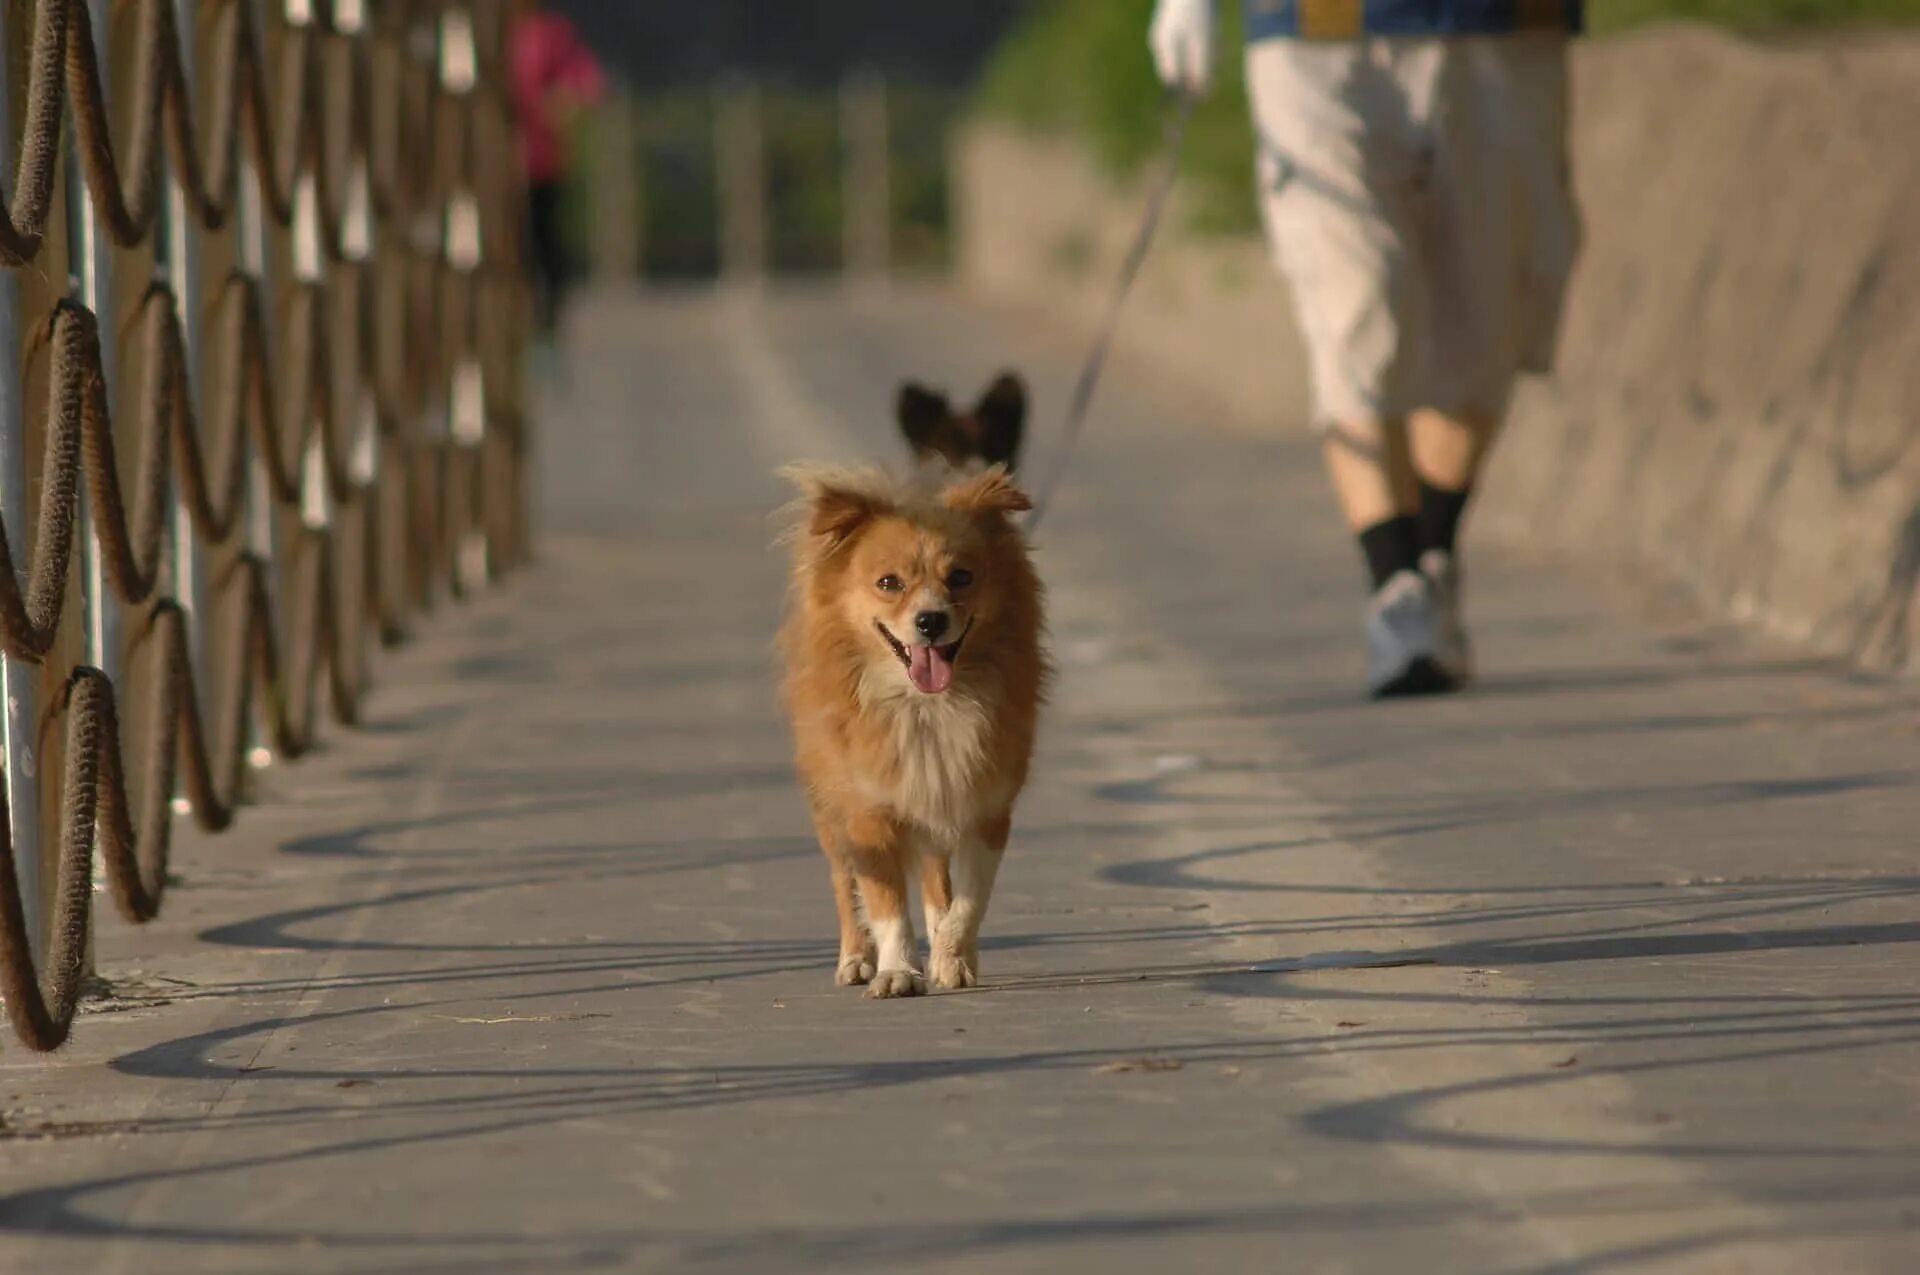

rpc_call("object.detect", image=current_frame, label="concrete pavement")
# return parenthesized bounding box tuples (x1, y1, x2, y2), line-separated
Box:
(0, 287, 1916, 1273)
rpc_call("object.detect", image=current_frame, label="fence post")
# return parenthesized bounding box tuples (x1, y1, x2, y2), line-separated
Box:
(291, 9, 331, 540)
(74, 1, 122, 679)
(336, 0, 380, 532)
(235, 0, 280, 782)
(0, 0, 43, 962)
(715, 75, 767, 288)
(592, 94, 641, 284)
(74, 0, 122, 713)
(165, 0, 210, 819)
(840, 69, 891, 290)
(71, 0, 125, 981)
(441, 4, 491, 594)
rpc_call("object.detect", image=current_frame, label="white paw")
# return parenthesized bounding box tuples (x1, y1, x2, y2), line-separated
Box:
(928, 945, 977, 990)
(865, 968, 927, 999)
(835, 952, 876, 987)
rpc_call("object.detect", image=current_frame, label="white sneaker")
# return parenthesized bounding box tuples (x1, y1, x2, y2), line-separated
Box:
(1366, 569, 1457, 699)
(1420, 548, 1474, 686)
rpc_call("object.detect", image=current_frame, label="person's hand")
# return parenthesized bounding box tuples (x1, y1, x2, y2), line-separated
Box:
(1148, 0, 1215, 99)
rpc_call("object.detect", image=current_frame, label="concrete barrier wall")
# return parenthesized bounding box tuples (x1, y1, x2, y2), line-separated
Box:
(956, 25, 1920, 670)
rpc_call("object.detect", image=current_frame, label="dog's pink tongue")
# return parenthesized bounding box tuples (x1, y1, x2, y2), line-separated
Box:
(908, 644, 955, 694)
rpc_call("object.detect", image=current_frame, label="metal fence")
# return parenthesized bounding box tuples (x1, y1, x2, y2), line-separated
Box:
(0, 0, 531, 1051)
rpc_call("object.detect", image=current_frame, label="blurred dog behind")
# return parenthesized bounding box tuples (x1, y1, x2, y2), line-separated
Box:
(896, 372, 1027, 473)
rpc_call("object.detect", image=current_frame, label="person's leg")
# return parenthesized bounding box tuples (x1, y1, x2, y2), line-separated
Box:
(1408, 408, 1494, 685)
(1406, 33, 1579, 681)
(1248, 36, 1451, 696)
(1410, 404, 1493, 554)
(527, 180, 565, 339)
(541, 181, 574, 331)
(1324, 417, 1421, 588)
(1405, 33, 1566, 533)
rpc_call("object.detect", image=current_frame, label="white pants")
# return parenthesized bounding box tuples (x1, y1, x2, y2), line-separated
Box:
(1247, 34, 1580, 430)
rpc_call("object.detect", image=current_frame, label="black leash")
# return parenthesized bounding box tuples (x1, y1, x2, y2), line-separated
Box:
(1025, 91, 1196, 534)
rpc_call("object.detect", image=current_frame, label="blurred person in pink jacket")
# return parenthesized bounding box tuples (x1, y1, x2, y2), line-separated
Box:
(509, 2, 607, 341)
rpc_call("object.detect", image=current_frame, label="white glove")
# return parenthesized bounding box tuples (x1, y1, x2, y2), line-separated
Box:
(1149, 0, 1216, 99)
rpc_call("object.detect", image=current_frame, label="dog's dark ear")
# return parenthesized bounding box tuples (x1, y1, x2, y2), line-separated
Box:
(896, 382, 950, 449)
(973, 372, 1026, 469)
(783, 466, 894, 551)
(943, 465, 1032, 518)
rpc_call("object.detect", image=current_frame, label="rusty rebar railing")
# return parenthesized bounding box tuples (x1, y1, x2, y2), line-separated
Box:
(0, 0, 531, 1051)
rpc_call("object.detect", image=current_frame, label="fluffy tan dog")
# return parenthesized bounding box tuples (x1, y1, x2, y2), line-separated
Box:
(778, 464, 1047, 997)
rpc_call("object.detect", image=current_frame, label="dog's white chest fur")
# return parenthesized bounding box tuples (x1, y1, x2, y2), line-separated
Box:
(856, 674, 999, 838)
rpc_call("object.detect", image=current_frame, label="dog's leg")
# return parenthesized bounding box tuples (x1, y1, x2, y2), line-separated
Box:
(813, 806, 874, 986)
(830, 859, 875, 986)
(846, 808, 925, 999)
(930, 813, 1010, 990)
(919, 850, 952, 964)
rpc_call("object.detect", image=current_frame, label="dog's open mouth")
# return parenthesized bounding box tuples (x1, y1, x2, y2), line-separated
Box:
(876, 619, 972, 695)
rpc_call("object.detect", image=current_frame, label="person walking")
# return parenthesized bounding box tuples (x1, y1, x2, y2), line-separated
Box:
(1149, 0, 1583, 697)
(508, 1, 607, 345)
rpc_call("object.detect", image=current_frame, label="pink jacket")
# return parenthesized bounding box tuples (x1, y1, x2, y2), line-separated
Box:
(508, 11, 607, 184)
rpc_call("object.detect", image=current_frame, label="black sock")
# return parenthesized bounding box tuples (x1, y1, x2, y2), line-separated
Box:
(1357, 515, 1423, 591)
(1418, 481, 1471, 556)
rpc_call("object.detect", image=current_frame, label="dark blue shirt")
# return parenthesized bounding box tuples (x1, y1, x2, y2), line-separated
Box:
(1245, 0, 1585, 40)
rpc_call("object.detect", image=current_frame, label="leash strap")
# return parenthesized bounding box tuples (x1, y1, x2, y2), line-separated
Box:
(1025, 90, 1196, 535)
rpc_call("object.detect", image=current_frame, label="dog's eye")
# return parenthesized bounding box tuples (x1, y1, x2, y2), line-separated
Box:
(876, 574, 904, 594)
(947, 568, 974, 590)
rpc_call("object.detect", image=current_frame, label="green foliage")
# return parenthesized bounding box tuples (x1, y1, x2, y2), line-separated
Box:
(634, 93, 721, 278)
(763, 90, 846, 274)
(889, 84, 963, 274)
(974, 0, 1258, 235)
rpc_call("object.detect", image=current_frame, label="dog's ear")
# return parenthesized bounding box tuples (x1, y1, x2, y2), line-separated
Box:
(973, 372, 1026, 469)
(808, 485, 891, 548)
(783, 466, 894, 551)
(896, 382, 950, 449)
(943, 465, 1032, 518)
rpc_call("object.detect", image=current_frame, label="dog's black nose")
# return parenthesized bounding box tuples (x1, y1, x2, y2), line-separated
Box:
(914, 611, 950, 641)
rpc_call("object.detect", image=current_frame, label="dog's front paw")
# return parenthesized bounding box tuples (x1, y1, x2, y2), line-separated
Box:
(835, 952, 876, 987)
(928, 945, 977, 990)
(865, 968, 927, 999)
